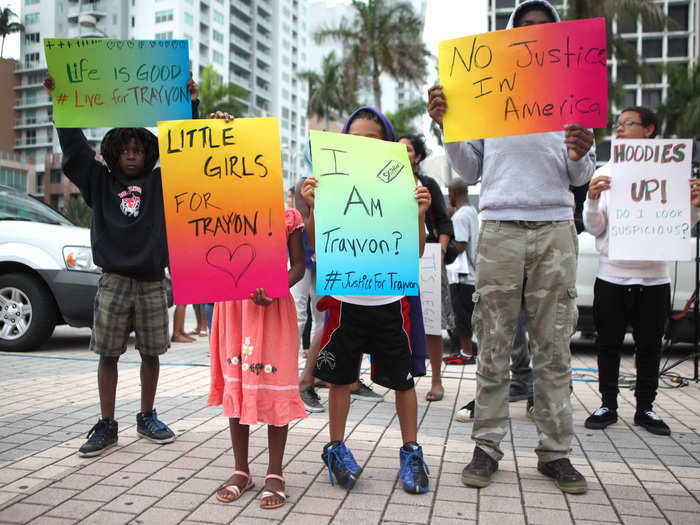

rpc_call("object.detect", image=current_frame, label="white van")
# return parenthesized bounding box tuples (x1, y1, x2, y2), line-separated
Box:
(0, 185, 100, 352)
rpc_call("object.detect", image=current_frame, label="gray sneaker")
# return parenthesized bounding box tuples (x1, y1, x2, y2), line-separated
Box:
(350, 379, 383, 402)
(300, 386, 325, 413)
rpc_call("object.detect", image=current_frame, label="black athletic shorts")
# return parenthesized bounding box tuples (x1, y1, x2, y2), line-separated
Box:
(449, 283, 475, 339)
(313, 296, 415, 391)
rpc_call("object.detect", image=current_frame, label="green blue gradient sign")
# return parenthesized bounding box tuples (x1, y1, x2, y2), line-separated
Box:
(310, 130, 419, 296)
(44, 38, 191, 127)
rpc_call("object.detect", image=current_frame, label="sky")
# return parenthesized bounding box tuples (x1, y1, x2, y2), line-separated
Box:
(3, 0, 21, 60)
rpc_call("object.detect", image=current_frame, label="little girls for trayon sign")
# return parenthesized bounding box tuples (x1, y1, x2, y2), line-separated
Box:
(608, 138, 693, 261)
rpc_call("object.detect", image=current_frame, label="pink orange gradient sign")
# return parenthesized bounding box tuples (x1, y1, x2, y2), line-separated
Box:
(157, 118, 288, 304)
(438, 18, 607, 142)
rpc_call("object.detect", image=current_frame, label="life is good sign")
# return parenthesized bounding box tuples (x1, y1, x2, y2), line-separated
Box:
(438, 18, 607, 142)
(608, 138, 693, 261)
(158, 118, 288, 304)
(44, 38, 191, 127)
(310, 130, 419, 296)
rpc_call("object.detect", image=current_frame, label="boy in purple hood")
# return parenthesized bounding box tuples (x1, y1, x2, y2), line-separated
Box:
(301, 107, 433, 494)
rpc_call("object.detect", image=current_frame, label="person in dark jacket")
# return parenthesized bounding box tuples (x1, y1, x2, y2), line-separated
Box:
(44, 72, 209, 458)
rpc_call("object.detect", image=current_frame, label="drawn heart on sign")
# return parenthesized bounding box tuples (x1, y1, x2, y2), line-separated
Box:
(116, 41, 124, 50)
(205, 243, 256, 287)
(150, 41, 157, 48)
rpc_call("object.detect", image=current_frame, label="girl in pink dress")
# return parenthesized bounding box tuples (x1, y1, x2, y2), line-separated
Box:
(208, 207, 307, 510)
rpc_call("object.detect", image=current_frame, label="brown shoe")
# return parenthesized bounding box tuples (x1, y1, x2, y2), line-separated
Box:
(461, 447, 498, 488)
(537, 458, 587, 494)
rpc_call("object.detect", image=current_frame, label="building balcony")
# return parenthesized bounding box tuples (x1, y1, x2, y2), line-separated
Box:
(230, 72, 251, 90)
(14, 96, 53, 109)
(256, 68, 271, 82)
(232, 2, 252, 17)
(231, 35, 252, 52)
(67, 2, 107, 21)
(15, 137, 53, 149)
(14, 119, 53, 130)
(257, 31, 272, 48)
(14, 80, 44, 91)
(230, 11, 251, 30)
(14, 63, 47, 74)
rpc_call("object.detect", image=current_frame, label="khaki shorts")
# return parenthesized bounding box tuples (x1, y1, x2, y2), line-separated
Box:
(90, 273, 170, 357)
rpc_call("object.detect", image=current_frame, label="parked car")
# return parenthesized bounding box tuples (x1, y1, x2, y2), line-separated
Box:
(575, 230, 698, 338)
(0, 185, 100, 352)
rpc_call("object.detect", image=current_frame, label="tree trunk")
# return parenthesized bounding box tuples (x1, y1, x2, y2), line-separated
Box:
(1, 36, 5, 59)
(373, 71, 382, 111)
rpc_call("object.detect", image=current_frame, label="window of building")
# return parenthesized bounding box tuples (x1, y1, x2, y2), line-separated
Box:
(641, 88, 661, 109)
(618, 65, 636, 84)
(282, 119, 289, 129)
(282, 55, 290, 65)
(282, 107, 290, 119)
(25, 0, 41, 5)
(184, 33, 193, 47)
(495, 14, 509, 30)
(155, 32, 173, 40)
(50, 168, 62, 184)
(24, 52, 40, 68)
(26, 130, 36, 145)
(25, 109, 36, 124)
(645, 63, 662, 83)
(642, 38, 662, 58)
(623, 89, 637, 107)
(131, 16, 135, 27)
(185, 0, 194, 4)
(495, 0, 515, 7)
(282, 89, 290, 100)
(282, 72, 289, 82)
(24, 32, 40, 45)
(155, 9, 173, 23)
(213, 30, 224, 43)
(668, 4, 689, 32)
(617, 16, 636, 34)
(213, 50, 223, 64)
(213, 10, 224, 24)
(668, 37, 688, 57)
(184, 12, 193, 26)
(24, 12, 39, 25)
(112, 14, 117, 24)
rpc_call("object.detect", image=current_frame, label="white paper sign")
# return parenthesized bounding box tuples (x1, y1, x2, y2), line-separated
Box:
(609, 138, 693, 261)
(419, 243, 442, 336)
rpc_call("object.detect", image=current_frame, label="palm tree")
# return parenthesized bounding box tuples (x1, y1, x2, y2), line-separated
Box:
(0, 7, 24, 58)
(63, 195, 92, 228)
(314, 0, 430, 112)
(563, 0, 670, 133)
(197, 64, 247, 117)
(657, 62, 700, 139)
(297, 51, 357, 130)
(385, 99, 426, 137)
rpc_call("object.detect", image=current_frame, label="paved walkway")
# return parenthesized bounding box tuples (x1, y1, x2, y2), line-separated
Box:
(1, 327, 699, 524)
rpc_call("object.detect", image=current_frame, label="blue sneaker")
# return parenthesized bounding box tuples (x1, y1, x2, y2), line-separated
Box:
(321, 440, 361, 489)
(136, 409, 175, 444)
(399, 442, 430, 494)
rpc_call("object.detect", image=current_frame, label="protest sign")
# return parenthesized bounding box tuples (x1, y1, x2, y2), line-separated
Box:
(44, 38, 191, 127)
(158, 118, 288, 304)
(310, 130, 419, 296)
(608, 138, 693, 261)
(438, 18, 607, 142)
(419, 243, 442, 335)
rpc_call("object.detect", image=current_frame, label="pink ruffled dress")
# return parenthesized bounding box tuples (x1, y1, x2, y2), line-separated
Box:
(208, 208, 307, 426)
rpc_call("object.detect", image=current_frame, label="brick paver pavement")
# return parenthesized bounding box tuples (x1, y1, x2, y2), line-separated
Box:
(1, 325, 699, 524)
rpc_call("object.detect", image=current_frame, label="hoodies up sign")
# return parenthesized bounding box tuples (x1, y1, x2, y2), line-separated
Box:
(608, 139, 693, 261)
(44, 38, 191, 127)
(438, 18, 607, 142)
(310, 130, 419, 296)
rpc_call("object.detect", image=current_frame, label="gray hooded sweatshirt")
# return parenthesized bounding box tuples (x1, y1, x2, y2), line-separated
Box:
(444, 0, 596, 221)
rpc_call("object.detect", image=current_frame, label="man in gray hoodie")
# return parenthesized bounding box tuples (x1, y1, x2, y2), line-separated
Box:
(428, 0, 595, 494)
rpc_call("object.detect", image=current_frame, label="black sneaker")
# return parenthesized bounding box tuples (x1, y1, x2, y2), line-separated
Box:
(455, 400, 475, 422)
(322, 440, 362, 489)
(78, 418, 118, 457)
(399, 442, 430, 494)
(584, 407, 618, 430)
(461, 447, 498, 488)
(136, 409, 176, 444)
(537, 458, 587, 494)
(634, 410, 671, 436)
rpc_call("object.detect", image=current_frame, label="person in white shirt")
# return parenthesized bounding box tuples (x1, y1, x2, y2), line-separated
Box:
(583, 105, 700, 435)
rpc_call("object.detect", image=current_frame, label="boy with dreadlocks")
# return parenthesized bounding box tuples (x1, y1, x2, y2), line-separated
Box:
(44, 73, 201, 457)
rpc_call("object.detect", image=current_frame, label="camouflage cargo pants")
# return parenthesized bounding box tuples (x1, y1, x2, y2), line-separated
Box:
(471, 220, 578, 463)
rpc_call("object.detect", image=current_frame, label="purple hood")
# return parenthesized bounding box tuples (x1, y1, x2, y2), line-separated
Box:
(341, 106, 396, 142)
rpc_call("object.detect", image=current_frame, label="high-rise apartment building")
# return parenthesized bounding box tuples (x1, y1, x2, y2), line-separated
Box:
(487, 0, 699, 160)
(15, 0, 309, 193)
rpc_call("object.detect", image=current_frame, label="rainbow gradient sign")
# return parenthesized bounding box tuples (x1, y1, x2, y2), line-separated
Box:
(438, 18, 607, 142)
(44, 38, 191, 128)
(310, 130, 419, 296)
(158, 118, 288, 304)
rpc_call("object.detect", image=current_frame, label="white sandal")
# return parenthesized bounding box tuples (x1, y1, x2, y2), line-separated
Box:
(260, 473, 286, 509)
(216, 470, 254, 503)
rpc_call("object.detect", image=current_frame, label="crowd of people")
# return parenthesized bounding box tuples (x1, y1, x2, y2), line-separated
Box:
(44, 0, 700, 513)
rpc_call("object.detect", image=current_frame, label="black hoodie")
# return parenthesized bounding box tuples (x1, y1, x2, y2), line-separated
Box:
(56, 100, 199, 281)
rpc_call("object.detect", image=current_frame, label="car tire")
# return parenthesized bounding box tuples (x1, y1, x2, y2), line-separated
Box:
(0, 273, 58, 352)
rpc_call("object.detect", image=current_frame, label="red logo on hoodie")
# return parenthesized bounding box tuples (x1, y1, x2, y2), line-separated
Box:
(118, 185, 143, 217)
